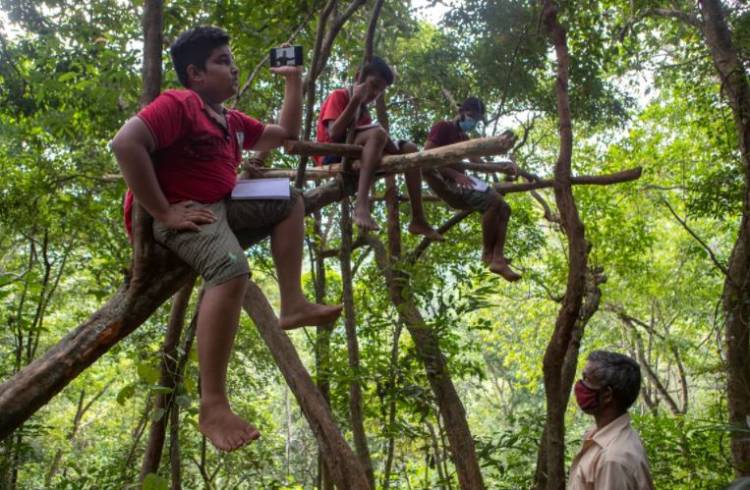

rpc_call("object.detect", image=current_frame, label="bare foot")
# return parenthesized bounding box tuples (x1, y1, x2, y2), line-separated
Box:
(199, 401, 260, 452)
(489, 259, 521, 282)
(280, 301, 343, 330)
(353, 207, 380, 231)
(408, 222, 444, 241)
(481, 251, 492, 265)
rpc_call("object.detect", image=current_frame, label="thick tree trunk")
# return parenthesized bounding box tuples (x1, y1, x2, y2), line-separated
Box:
(536, 2, 589, 489)
(140, 279, 195, 481)
(697, 0, 750, 475)
(241, 280, 371, 489)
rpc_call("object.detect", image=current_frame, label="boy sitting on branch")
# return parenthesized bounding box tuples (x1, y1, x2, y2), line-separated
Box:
(315, 56, 442, 239)
(111, 26, 342, 452)
(422, 97, 521, 282)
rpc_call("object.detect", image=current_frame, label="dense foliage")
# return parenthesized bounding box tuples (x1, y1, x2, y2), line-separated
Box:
(1, 0, 747, 487)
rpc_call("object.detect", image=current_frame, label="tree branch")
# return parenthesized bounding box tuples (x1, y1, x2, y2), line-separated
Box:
(661, 198, 728, 275)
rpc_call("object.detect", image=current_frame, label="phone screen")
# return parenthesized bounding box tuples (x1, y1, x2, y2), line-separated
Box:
(270, 46, 303, 67)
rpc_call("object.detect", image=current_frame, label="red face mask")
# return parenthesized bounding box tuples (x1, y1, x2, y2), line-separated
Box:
(574, 380, 601, 411)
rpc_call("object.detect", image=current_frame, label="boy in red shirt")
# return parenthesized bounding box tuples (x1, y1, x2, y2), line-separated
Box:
(316, 57, 442, 238)
(112, 27, 342, 452)
(423, 97, 521, 281)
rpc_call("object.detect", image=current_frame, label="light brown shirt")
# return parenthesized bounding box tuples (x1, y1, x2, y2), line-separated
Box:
(568, 413, 655, 490)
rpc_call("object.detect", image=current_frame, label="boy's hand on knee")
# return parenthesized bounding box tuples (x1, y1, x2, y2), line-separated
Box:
(157, 201, 216, 232)
(452, 173, 474, 189)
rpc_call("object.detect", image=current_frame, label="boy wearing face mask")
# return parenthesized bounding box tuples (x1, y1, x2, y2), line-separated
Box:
(422, 97, 520, 281)
(315, 56, 442, 239)
(570, 350, 655, 490)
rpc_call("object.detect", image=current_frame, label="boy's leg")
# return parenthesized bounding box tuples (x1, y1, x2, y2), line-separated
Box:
(269, 198, 343, 330)
(352, 126, 388, 230)
(484, 197, 520, 281)
(198, 276, 260, 451)
(396, 141, 443, 240)
(153, 202, 261, 452)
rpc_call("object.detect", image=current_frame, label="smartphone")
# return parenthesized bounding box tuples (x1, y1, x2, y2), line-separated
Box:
(269, 46, 303, 67)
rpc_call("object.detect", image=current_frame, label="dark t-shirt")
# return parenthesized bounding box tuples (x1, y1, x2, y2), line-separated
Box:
(427, 120, 468, 148)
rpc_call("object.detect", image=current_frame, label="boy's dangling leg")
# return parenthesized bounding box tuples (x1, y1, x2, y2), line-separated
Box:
(272, 198, 343, 330)
(352, 126, 388, 231)
(400, 142, 444, 241)
(198, 275, 260, 451)
(486, 198, 521, 282)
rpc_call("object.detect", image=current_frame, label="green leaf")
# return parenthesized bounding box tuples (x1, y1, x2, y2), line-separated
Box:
(150, 386, 173, 395)
(175, 395, 191, 408)
(116, 384, 135, 405)
(57, 72, 77, 82)
(137, 363, 161, 384)
(142, 473, 168, 490)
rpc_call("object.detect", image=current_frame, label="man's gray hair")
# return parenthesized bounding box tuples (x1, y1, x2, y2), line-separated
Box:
(588, 350, 642, 411)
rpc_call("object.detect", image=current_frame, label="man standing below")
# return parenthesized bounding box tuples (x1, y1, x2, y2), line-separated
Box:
(569, 350, 655, 489)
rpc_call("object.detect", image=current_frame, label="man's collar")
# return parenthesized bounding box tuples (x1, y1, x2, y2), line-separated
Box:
(589, 413, 631, 448)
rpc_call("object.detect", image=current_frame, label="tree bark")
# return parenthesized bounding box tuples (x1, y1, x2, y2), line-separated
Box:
(312, 212, 335, 490)
(368, 233, 485, 489)
(697, 0, 750, 475)
(340, 198, 376, 487)
(242, 280, 371, 489)
(535, 2, 589, 489)
(535, 270, 604, 487)
(140, 279, 195, 481)
(140, 0, 162, 106)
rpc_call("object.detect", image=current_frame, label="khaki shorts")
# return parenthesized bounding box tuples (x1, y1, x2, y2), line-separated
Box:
(153, 190, 299, 288)
(423, 169, 495, 212)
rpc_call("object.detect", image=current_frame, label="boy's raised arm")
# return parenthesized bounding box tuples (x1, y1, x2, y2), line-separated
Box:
(327, 83, 367, 142)
(253, 65, 303, 151)
(111, 118, 215, 230)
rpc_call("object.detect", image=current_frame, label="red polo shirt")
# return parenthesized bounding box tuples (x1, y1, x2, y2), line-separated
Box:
(123, 89, 265, 235)
(428, 120, 468, 147)
(314, 88, 372, 165)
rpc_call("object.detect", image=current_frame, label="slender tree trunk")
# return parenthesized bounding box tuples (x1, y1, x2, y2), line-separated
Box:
(340, 197, 376, 487)
(140, 0, 162, 106)
(535, 2, 589, 489)
(313, 213, 335, 490)
(535, 270, 603, 487)
(382, 321, 404, 490)
(370, 234, 485, 488)
(140, 279, 195, 481)
(169, 399, 181, 490)
(697, 0, 750, 475)
(242, 280, 371, 489)
(122, 396, 152, 480)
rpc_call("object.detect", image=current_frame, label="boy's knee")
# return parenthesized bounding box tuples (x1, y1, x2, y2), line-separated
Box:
(400, 141, 418, 154)
(204, 256, 250, 289)
(370, 126, 388, 144)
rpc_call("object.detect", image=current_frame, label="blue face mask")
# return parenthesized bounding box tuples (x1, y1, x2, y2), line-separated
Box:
(459, 116, 477, 133)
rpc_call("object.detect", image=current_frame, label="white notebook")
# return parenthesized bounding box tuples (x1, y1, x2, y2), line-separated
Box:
(232, 178, 291, 200)
(469, 176, 489, 192)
